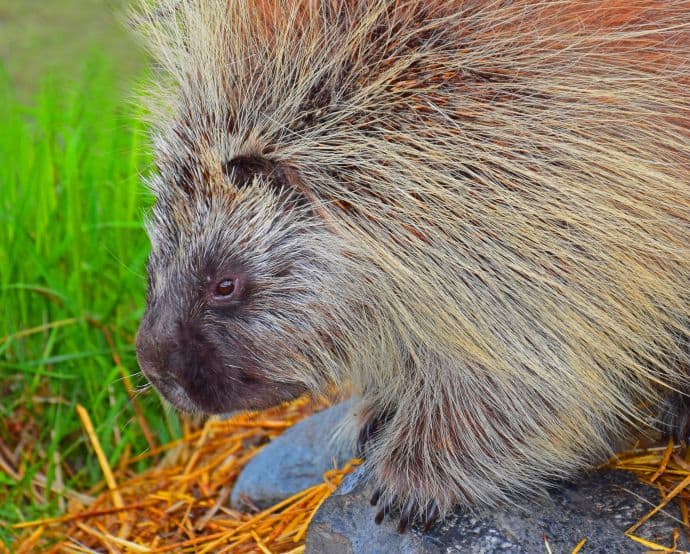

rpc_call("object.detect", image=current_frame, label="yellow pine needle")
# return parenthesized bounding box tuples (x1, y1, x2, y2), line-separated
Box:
(570, 538, 586, 554)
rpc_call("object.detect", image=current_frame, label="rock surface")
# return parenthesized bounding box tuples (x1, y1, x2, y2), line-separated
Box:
(306, 466, 686, 553)
(231, 401, 354, 510)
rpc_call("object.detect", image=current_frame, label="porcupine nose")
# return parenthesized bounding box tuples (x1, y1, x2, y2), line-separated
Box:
(135, 315, 167, 382)
(135, 308, 180, 383)
(136, 309, 214, 389)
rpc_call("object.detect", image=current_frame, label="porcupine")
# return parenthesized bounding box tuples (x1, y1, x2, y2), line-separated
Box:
(133, 0, 690, 532)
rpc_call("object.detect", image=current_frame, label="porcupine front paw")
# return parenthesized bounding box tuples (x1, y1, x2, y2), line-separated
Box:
(369, 486, 440, 533)
(356, 404, 452, 532)
(356, 410, 440, 532)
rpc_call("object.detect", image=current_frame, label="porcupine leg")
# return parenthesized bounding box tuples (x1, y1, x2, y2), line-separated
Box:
(364, 414, 447, 533)
(354, 401, 438, 533)
(360, 369, 551, 533)
(358, 428, 440, 532)
(357, 388, 464, 534)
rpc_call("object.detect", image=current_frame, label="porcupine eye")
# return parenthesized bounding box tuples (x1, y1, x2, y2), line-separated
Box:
(215, 279, 236, 298)
(207, 274, 247, 309)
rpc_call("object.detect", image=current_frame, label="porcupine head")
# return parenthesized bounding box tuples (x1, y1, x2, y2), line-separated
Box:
(134, 0, 690, 530)
(133, 0, 381, 469)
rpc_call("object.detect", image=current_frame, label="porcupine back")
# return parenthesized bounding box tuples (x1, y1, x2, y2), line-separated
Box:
(134, 0, 690, 511)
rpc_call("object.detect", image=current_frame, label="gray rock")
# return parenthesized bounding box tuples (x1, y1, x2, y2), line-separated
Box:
(306, 465, 688, 554)
(231, 400, 354, 510)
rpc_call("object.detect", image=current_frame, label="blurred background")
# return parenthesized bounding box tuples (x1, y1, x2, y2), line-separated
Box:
(0, 1, 181, 544)
(0, 0, 141, 96)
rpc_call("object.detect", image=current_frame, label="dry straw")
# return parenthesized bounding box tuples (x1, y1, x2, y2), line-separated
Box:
(11, 396, 360, 553)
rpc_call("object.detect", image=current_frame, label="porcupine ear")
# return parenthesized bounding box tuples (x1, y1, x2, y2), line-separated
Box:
(222, 155, 312, 210)
(222, 155, 283, 190)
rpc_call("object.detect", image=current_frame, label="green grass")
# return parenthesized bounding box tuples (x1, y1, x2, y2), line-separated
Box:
(0, 59, 179, 545)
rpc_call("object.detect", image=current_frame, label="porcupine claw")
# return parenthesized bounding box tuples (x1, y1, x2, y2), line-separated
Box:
(397, 500, 416, 533)
(659, 392, 690, 444)
(422, 500, 440, 532)
(356, 418, 377, 457)
(370, 488, 440, 533)
(374, 498, 392, 525)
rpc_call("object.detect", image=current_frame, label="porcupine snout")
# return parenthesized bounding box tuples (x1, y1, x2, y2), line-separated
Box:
(135, 303, 205, 413)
